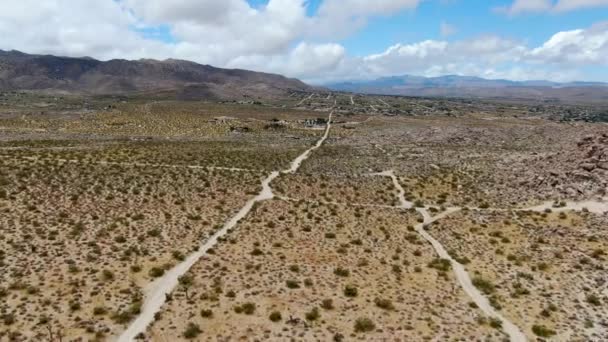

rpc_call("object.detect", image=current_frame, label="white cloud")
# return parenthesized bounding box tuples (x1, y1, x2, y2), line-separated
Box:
(358, 36, 528, 78)
(0, 0, 606, 83)
(0, 0, 168, 60)
(318, 22, 608, 83)
(498, 0, 608, 14)
(554, 0, 608, 11)
(496, 0, 552, 15)
(310, 0, 421, 38)
(226, 42, 346, 79)
(528, 22, 608, 64)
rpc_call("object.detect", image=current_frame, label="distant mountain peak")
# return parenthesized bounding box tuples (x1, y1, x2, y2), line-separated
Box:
(327, 74, 608, 104)
(0, 50, 311, 99)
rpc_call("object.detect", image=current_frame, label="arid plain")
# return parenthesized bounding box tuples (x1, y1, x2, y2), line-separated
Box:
(1, 91, 607, 341)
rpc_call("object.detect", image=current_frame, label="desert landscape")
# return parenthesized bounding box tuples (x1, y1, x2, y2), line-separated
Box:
(0, 87, 607, 342)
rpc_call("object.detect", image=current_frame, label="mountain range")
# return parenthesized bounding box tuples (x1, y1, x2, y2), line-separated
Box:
(2, 50, 608, 104)
(0, 50, 311, 100)
(328, 75, 608, 104)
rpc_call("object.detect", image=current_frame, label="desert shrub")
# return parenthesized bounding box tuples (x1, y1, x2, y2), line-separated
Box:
(344, 285, 358, 297)
(489, 318, 502, 329)
(69, 301, 81, 311)
(2, 313, 15, 326)
(183, 323, 202, 339)
(586, 294, 601, 306)
(321, 298, 334, 310)
(112, 310, 135, 324)
(472, 277, 495, 294)
(374, 298, 394, 310)
(234, 302, 256, 315)
(269, 311, 282, 322)
(305, 307, 320, 321)
(93, 306, 107, 315)
(334, 267, 350, 277)
(532, 325, 556, 337)
(428, 258, 451, 272)
(102, 269, 115, 281)
(286, 280, 301, 289)
(200, 309, 213, 318)
(354, 317, 375, 332)
(172, 251, 185, 261)
(148, 267, 165, 278)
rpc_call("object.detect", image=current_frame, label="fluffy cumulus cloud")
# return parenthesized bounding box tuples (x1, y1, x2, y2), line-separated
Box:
(0, 0, 607, 83)
(0, 0, 169, 60)
(498, 0, 608, 14)
(340, 22, 608, 82)
(529, 22, 608, 64)
(311, 0, 421, 37)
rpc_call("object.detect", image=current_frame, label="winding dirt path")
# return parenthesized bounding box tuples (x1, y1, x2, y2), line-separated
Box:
(370, 170, 413, 209)
(283, 112, 332, 174)
(369, 168, 607, 341)
(117, 111, 333, 341)
(384, 169, 527, 342)
(296, 93, 314, 106)
(416, 208, 527, 342)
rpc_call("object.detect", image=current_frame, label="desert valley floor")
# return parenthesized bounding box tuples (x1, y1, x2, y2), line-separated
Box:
(0, 91, 607, 342)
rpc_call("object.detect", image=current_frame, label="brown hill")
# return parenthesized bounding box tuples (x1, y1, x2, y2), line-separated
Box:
(0, 50, 311, 99)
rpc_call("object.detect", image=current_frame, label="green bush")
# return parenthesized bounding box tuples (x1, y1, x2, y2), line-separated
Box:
(234, 302, 256, 315)
(344, 285, 358, 297)
(183, 323, 202, 339)
(321, 298, 334, 310)
(374, 298, 394, 310)
(269, 311, 282, 322)
(532, 325, 556, 337)
(148, 267, 165, 278)
(305, 307, 320, 321)
(472, 277, 495, 294)
(172, 251, 185, 261)
(286, 280, 301, 289)
(93, 306, 107, 315)
(586, 294, 601, 306)
(489, 318, 502, 329)
(428, 258, 451, 272)
(334, 267, 350, 277)
(102, 269, 115, 281)
(354, 317, 375, 332)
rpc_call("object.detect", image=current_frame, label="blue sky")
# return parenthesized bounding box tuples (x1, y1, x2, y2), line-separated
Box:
(134, 0, 607, 54)
(2, 0, 608, 82)
(334, 0, 607, 55)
